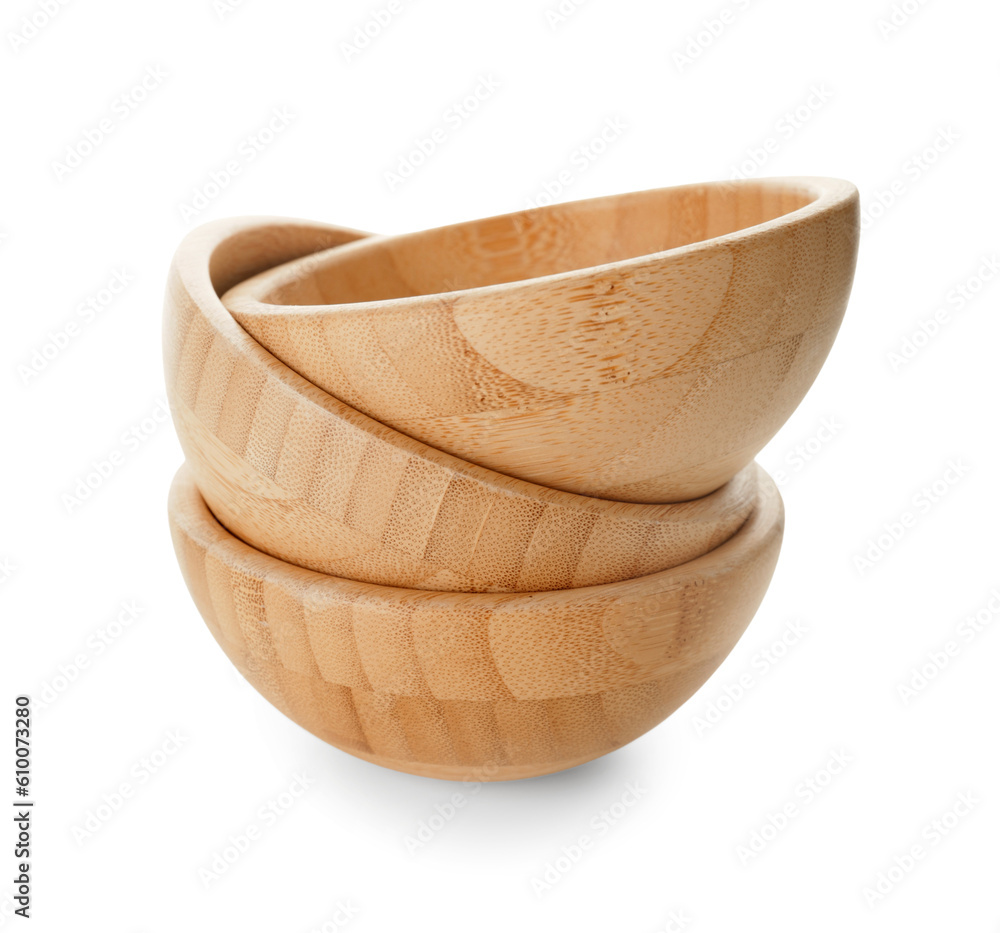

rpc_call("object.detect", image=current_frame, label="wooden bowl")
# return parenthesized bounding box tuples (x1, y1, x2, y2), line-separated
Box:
(223, 178, 859, 502)
(169, 462, 783, 780)
(164, 217, 759, 594)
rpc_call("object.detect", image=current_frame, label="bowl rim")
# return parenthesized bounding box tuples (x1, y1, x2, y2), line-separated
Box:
(233, 176, 859, 316)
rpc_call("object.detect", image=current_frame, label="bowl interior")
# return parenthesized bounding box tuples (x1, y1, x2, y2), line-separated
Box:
(267, 181, 818, 306)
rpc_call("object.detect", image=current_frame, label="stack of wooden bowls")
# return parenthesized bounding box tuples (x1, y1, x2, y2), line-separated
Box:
(164, 178, 859, 780)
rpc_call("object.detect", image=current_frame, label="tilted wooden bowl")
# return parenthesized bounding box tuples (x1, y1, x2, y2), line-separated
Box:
(169, 463, 783, 780)
(164, 217, 759, 594)
(223, 178, 859, 502)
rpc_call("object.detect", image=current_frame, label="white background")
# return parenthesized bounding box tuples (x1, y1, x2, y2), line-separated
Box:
(2, 0, 998, 929)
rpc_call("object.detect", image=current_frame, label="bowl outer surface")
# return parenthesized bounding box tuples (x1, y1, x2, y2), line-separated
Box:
(167, 462, 783, 779)
(223, 179, 860, 500)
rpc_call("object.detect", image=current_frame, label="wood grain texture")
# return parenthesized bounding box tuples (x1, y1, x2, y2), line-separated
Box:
(169, 463, 783, 780)
(164, 217, 759, 594)
(223, 178, 859, 502)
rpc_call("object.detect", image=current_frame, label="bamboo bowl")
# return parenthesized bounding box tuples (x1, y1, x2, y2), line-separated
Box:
(164, 217, 759, 594)
(223, 178, 859, 502)
(169, 463, 783, 781)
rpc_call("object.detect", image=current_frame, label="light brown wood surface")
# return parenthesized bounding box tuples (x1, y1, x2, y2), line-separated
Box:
(164, 217, 759, 593)
(168, 463, 783, 780)
(223, 178, 859, 502)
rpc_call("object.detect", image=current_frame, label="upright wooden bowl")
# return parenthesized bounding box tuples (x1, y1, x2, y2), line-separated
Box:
(169, 463, 783, 780)
(164, 217, 758, 594)
(224, 178, 859, 502)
